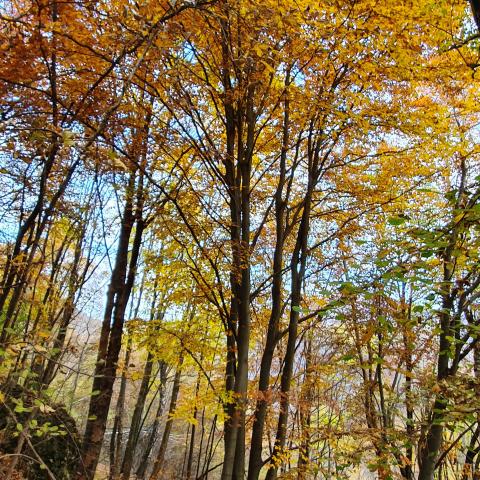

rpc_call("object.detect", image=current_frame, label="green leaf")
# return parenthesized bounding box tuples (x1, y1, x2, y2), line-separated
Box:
(62, 130, 75, 147)
(387, 215, 409, 226)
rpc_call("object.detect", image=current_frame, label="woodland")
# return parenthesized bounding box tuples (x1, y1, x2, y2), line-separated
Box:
(1, 0, 480, 479)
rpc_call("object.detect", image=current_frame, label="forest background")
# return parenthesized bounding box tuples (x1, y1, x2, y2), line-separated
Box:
(1, 0, 480, 479)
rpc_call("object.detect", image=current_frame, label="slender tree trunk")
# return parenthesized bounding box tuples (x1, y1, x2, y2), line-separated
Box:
(41, 226, 86, 386)
(124, 285, 164, 478)
(196, 406, 207, 479)
(135, 360, 168, 480)
(462, 341, 480, 479)
(0, 144, 58, 321)
(220, 41, 253, 480)
(297, 338, 312, 480)
(109, 265, 147, 478)
(201, 415, 218, 480)
(77, 171, 145, 480)
(401, 291, 415, 480)
(0, 153, 81, 347)
(247, 69, 290, 480)
(417, 277, 455, 479)
(109, 337, 132, 480)
(265, 130, 318, 480)
(418, 160, 472, 480)
(181, 423, 192, 478)
(185, 374, 201, 479)
(220, 31, 242, 475)
(149, 354, 184, 480)
(121, 350, 154, 479)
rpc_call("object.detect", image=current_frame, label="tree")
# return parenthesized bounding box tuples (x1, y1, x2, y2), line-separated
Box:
(2, 1, 480, 479)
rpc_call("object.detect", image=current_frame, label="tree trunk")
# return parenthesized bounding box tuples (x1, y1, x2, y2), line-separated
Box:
(121, 350, 154, 479)
(77, 171, 145, 480)
(247, 69, 290, 480)
(41, 224, 86, 386)
(265, 129, 318, 480)
(297, 338, 312, 480)
(462, 340, 480, 479)
(135, 360, 168, 480)
(185, 373, 201, 479)
(109, 337, 132, 480)
(417, 272, 455, 479)
(149, 354, 184, 480)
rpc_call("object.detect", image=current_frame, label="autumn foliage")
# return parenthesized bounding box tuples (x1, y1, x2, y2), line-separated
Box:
(1, 0, 480, 479)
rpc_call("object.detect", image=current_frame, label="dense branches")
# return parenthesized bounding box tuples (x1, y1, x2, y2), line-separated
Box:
(2, 1, 480, 480)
